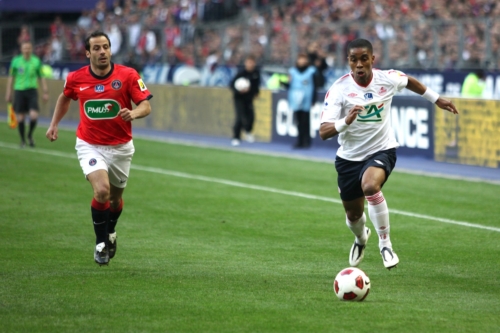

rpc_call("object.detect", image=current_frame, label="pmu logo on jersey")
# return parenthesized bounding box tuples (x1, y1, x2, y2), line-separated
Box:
(83, 99, 120, 120)
(364, 93, 373, 100)
(95, 84, 105, 93)
(358, 103, 384, 122)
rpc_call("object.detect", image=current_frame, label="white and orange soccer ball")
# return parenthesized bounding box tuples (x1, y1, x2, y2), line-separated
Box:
(334, 267, 371, 301)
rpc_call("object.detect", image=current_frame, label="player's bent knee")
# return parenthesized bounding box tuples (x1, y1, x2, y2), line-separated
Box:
(93, 184, 110, 202)
(346, 211, 364, 222)
(361, 182, 381, 196)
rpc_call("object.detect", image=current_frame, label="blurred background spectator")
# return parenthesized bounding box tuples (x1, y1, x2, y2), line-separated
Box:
(461, 69, 486, 98)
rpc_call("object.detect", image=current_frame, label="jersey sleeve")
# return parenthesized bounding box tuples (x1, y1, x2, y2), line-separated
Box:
(128, 70, 152, 105)
(386, 69, 408, 92)
(320, 86, 342, 123)
(9, 59, 17, 77)
(63, 72, 78, 100)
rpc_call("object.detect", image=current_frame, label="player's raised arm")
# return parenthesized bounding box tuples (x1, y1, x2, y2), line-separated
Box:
(118, 100, 151, 122)
(46, 93, 71, 142)
(406, 76, 459, 114)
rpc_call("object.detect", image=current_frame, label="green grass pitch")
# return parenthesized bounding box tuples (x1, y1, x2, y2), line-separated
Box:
(0, 123, 499, 333)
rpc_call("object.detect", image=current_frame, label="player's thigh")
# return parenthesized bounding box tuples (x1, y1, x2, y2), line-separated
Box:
(108, 140, 135, 188)
(334, 157, 365, 202)
(76, 138, 109, 181)
(87, 169, 111, 197)
(360, 148, 397, 194)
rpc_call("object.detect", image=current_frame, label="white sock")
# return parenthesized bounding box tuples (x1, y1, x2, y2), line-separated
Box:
(346, 213, 367, 244)
(366, 191, 392, 250)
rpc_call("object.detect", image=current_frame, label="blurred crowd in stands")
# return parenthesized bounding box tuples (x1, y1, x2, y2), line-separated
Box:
(15, 0, 500, 71)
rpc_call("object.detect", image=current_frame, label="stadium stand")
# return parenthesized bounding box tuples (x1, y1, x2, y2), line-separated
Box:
(1, 0, 499, 72)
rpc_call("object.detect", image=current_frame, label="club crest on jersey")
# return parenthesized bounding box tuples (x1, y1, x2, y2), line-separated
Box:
(95, 85, 105, 93)
(348, 93, 357, 98)
(364, 93, 373, 100)
(89, 158, 97, 166)
(358, 103, 384, 123)
(379, 87, 387, 95)
(111, 80, 122, 90)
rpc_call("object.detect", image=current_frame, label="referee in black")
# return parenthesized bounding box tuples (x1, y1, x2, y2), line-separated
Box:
(5, 41, 48, 147)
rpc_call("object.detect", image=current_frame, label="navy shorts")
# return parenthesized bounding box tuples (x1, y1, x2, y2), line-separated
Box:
(334, 148, 397, 202)
(14, 89, 39, 114)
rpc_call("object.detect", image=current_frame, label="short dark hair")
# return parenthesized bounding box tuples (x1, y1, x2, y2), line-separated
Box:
(85, 31, 111, 51)
(347, 39, 373, 55)
(245, 55, 256, 62)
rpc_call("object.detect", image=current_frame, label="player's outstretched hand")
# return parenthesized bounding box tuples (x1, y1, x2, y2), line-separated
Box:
(346, 105, 364, 124)
(118, 108, 135, 122)
(436, 97, 459, 114)
(46, 125, 58, 142)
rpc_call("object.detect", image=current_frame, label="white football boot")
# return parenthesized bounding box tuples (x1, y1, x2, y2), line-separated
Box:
(108, 232, 117, 259)
(94, 242, 109, 266)
(349, 227, 371, 267)
(245, 132, 255, 143)
(380, 247, 399, 270)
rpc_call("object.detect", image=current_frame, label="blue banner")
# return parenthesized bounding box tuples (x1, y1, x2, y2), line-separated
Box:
(271, 91, 434, 158)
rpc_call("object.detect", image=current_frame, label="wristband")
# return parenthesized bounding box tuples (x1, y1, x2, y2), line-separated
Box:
(422, 88, 439, 103)
(335, 117, 349, 133)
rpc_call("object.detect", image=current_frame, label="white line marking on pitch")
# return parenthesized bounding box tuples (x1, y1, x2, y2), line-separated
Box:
(2, 141, 499, 233)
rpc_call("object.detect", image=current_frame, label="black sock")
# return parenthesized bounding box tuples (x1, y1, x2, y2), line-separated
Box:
(28, 119, 37, 138)
(91, 200, 110, 244)
(18, 121, 25, 142)
(108, 209, 122, 234)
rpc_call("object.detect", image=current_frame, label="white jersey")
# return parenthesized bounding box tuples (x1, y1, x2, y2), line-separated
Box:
(321, 69, 408, 161)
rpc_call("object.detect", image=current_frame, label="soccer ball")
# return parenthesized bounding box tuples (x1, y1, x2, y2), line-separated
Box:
(234, 77, 250, 92)
(334, 267, 371, 301)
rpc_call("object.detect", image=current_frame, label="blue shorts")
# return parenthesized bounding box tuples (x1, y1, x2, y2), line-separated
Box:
(334, 148, 397, 201)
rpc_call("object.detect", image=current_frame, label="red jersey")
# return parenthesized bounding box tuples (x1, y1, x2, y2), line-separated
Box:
(63, 63, 152, 145)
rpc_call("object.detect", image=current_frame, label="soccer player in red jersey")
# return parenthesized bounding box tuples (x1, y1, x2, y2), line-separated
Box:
(46, 31, 152, 266)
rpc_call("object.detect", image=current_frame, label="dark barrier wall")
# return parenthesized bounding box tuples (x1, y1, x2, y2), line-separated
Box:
(271, 91, 435, 157)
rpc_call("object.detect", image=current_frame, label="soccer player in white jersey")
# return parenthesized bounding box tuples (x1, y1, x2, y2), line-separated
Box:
(320, 39, 458, 269)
